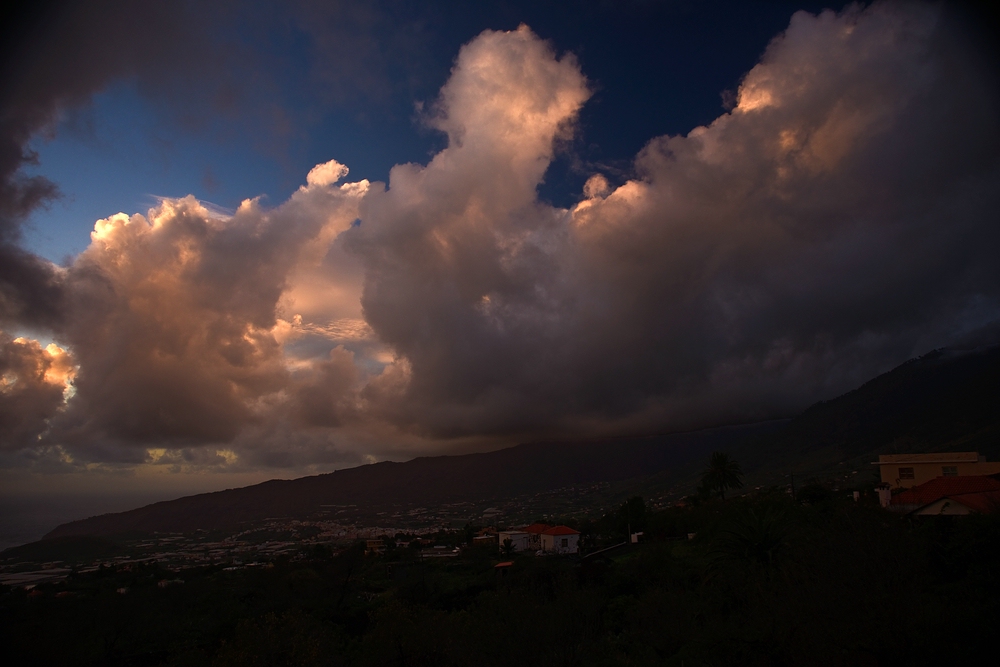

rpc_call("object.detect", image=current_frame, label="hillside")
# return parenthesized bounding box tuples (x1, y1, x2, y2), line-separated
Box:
(44, 423, 776, 538)
(769, 344, 1000, 459)
(43, 342, 1000, 539)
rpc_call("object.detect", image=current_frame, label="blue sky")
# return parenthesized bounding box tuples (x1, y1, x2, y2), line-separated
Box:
(22, 1, 829, 262)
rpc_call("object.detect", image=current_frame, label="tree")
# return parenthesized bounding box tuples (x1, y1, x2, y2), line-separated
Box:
(617, 496, 647, 538)
(501, 538, 514, 557)
(701, 451, 744, 501)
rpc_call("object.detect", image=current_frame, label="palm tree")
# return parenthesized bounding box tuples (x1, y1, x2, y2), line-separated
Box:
(701, 451, 744, 501)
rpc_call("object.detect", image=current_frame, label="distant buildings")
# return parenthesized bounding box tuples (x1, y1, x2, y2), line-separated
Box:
(521, 523, 550, 551)
(472, 534, 497, 547)
(540, 526, 580, 554)
(498, 524, 580, 554)
(498, 530, 529, 552)
(874, 452, 1000, 489)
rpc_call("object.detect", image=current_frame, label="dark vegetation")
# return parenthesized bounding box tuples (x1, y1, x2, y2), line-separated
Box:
(4, 491, 999, 666)
(698, 451, 745, 500)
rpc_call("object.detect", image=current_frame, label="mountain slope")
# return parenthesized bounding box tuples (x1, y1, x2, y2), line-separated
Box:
(43, 342, 1000, 539)
(45, 422, 777, 538)
(730, 344, 1000, 484)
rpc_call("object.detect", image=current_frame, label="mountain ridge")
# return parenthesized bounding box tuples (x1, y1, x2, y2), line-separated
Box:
(44, 422, 778, 538)
(42, 342, 1000, 539)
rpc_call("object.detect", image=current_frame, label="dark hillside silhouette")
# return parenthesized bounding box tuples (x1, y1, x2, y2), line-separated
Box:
(45, 423, 777, 538)
(750, 343, 1000, 466)
(43, 342, 1000, 539)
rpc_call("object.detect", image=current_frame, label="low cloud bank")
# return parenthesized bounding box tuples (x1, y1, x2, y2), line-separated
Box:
(1, 3, 998, 473)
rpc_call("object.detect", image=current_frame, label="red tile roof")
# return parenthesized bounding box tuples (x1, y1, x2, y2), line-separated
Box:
(937, 491, 1000, 514)
(891, 474, 1000, 507)
(521, 523, 552, 534)
(542, 525, 580, 536)
(494, 561, 513, 568)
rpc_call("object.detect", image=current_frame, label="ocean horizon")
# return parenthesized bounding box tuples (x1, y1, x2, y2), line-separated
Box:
(0, 493, 173, 552)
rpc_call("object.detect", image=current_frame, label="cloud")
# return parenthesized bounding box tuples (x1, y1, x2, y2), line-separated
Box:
(1, 3, 999, 473)
(0, 1, 231, 328)
(0, 333, 73, 450)
(46, 172, 372, 453)
(349, 5, 1000, 438)
(306, 159, 351, 188)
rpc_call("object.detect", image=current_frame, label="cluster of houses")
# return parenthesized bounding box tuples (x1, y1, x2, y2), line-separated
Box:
(874, 451, 1000, 515)
(495, 523, 581, 554)
(365, 450, 1000, 566)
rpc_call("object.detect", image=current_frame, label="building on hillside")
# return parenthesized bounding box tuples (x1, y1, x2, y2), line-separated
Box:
(498, 531, 530, 553)
(873, 452, 1000, 489)
(521, 523, 551, 551)
(472, 534, 497, 547)
(540, 526, 580, 554)
(365, 539, 384, 555)
(887, 474, 1000, 515)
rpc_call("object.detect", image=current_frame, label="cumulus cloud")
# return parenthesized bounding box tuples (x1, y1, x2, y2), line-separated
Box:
(0, 1, 240, 329)
(1, 3, 999, 472)
(349, 6, 1000, 438)
(47, 173, 372, 454)
(0, 333, 73, 449)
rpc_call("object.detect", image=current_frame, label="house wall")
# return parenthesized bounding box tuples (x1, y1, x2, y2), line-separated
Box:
(876, 453, 1000, 489)
(498, 532, 529, 552)
(540, 533, 579, 554)
(472, 535, 497, 547)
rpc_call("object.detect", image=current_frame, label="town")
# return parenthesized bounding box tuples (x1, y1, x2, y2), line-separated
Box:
(5, 450, 998, 592)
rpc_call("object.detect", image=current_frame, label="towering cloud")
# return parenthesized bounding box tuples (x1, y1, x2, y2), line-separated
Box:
(1, 2, 998, 472)
(351, 6, 1000, 437)
(43, 166, 370, 462)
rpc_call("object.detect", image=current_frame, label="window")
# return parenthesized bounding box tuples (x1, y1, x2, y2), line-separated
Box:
(561, 538, 568, 548)
(942, 466, 958, 476)
(898, 467, 915, 480)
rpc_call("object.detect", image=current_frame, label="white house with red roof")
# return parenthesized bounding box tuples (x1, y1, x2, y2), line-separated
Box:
(521, 523, 551, 551)
(540, 526, 580, 554)
(498, 524, 581, 554)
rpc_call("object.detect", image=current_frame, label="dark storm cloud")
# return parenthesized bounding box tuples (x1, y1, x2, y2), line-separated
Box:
(350, 4, 1000, 438)
(0, 0, 239, 327)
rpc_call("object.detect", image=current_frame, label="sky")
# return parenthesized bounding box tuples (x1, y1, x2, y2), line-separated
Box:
(1, 0, 999, 511)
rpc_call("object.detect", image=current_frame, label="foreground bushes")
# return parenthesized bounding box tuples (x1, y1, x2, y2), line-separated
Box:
(3, 495, 997, 666)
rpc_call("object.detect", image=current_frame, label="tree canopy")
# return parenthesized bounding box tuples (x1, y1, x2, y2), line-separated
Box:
(701, 451, 745, 501)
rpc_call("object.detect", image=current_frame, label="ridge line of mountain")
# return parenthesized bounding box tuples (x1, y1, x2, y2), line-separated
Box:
(42, 341, 1000, 539)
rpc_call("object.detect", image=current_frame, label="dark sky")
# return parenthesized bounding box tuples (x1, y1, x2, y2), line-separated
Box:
(1, 0, 998, 497)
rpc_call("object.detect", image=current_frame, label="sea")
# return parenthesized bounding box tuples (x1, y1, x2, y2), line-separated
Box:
(0, 493, 171, 551)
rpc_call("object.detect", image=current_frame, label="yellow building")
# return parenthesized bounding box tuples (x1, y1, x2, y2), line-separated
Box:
(874, 452, 1000, 489)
